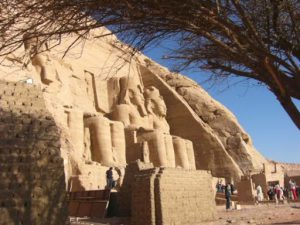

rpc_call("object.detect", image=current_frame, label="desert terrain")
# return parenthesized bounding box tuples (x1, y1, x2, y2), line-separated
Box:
(69, 202, 300, 225)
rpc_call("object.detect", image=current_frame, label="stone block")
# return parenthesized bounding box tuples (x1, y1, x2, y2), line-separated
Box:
(235, 204, 242, 210)
(131, 168, 216, 225)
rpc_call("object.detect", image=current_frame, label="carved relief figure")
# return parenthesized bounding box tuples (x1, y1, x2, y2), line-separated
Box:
(23, 34, 57, 84)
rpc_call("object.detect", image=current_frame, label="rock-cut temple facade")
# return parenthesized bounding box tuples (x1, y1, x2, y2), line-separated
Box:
(0, 27, 289, 225)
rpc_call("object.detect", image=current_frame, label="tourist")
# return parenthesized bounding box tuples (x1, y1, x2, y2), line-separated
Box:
(216, 180, 223, 192)
(283, 187, 289, 199)
(279, 187, 284, 200)
(230, 183, 235, 195)
(106, 167, 114, 189)
(256, 185, 264, 202)
(267, 187, 274, 200)
(290, 180, 298, 200)
(225, 183, 231, 210)
(275, 184, 281, 200)
(288, 185, 294, 199)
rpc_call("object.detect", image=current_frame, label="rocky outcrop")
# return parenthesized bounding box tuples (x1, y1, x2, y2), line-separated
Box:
(140, 59, 267, 179)
(139, 64, 243, 180)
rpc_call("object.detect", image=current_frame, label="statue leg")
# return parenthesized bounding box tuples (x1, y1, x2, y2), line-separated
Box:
(86, 116, 114, 166)
(173, 136, 190, 169)
(137, 131, 172, 167)
(139, 131, 168, 167)
(141, 141, 150, 163)
(110, 121, 126, 166)
(83, 127, 92, 161)
(68, 110, 84, 158)
(185, 140, 196, 170)
(124, 129, 141, 163)
(164, 134, 175, 168)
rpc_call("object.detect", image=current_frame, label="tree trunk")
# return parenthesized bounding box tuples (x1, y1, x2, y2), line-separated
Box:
(264, 57, 300, 129)
(273, 90, 300, 130)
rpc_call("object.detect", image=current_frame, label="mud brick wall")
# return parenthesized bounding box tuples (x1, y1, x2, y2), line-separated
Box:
(251, 173, 268, 199)
(112, 161, 154, 217)
(280, 163, 300, 187)
(0, 81, 67, 225)
(111, 162, 141, 217)
(131, 168, 158, 225)
(265, 172, 284, 188)
(131, 168, 216, 225)
(236, 176, 255, 204)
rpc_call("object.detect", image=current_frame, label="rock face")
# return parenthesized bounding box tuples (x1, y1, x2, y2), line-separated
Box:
(0, 27, 267, 183)
(0, 26, 273, 224)
(138, 62, 267, 180)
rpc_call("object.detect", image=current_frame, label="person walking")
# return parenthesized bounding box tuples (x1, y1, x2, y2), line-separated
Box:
(256, 185, 264, 202)
(230, 183, 235, 195)
(106, 167, 114, 189)
(267, 187, 274, 200)
(275, 184, 281, 200)
(290, 180, 298, 200)
(279, 187, 284, 200)
(216, 180, 223, 193)
(225, 183, 231, 210)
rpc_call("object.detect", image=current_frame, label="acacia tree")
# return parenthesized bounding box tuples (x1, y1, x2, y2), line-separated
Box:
(1, 0, 300, 128)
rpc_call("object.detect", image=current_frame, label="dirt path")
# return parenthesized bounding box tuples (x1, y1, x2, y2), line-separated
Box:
(69, 202, 300, 225)
(208, 203, 300, 225)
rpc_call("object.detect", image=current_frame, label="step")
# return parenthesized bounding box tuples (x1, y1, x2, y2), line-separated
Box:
(68, 190, 111, 218)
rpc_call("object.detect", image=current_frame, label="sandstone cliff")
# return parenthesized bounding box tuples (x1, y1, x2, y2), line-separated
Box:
(0, 27, 267, 182)
(138, 60, 267, 178)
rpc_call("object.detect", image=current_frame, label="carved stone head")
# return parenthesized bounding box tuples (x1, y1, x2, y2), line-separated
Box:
(144, 86, 167, 118)
(118, 76, 148, 116)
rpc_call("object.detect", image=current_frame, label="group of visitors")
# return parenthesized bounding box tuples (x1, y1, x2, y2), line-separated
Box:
(266, 184, 284, 201)
(216, 180, 223, 193)
(216, 180, 235, 194)
(216, 179, 299, 211)
(263, 180, 299, 202)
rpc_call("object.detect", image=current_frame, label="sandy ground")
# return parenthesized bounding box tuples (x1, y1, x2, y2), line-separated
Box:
(69, 202, 300, 225)
(208, 203, 300, 225)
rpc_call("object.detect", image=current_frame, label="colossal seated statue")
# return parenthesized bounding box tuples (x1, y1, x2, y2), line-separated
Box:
(65, 72, 196, 191)
(109, 75, 196, 169)
(144, 86, 170, 133)
(110, 75, 152, 131)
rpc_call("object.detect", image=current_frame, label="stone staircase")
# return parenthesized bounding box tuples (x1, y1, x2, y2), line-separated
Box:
(68, 190, 111, 218)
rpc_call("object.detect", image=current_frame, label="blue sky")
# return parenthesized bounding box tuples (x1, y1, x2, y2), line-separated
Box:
(143, 46, 300, 164)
